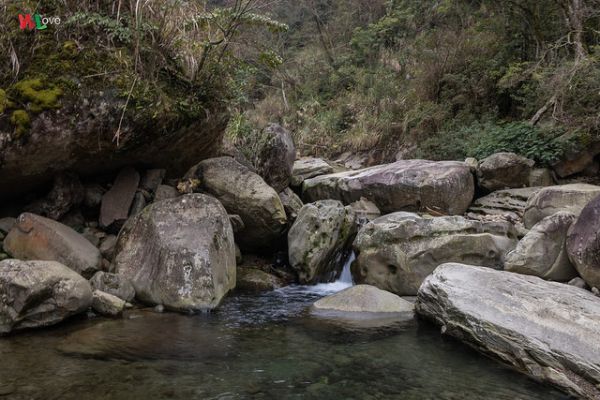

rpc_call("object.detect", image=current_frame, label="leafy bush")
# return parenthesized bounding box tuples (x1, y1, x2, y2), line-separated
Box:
(416, 121, 573, 165)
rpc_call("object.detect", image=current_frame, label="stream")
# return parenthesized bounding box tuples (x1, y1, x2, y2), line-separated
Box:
(0, 257, 569, 400)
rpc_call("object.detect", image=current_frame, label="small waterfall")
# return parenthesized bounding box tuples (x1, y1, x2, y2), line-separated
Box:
(337, 251, 355, 284)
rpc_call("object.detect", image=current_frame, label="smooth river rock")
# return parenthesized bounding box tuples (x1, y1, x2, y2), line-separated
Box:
(99, 167, 140, 228)
(0, 259, 92, 334)
(112, 194, 236, 311)
(89, 271, 135, 302)
(567, 194, 600, 288)
(352, 213, 518, 295)
(523, 183, 600, 228)
(288, 200, 356, 284)
(302, 160, 474, 215)
(312, 285, 414, 313)
(3, 213, 102, 278)
(505, 211, 578, 281)
(416, 263, 600, 399)
(187, 157, 287, 251)
(91, 290, 126, 317)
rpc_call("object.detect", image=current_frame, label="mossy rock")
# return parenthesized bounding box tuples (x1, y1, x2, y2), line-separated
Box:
(13, 78, 63, 113)
(10, 110, 30, 138)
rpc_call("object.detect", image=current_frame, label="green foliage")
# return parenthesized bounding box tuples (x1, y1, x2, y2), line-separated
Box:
(10, 109, 31, 138)
(416, 121, 572, 165)
(66, 12, 134, 43)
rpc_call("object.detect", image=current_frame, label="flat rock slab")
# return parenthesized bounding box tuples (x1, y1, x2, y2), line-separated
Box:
(100, 167, 140, 228)
(302, 160, 474, 215)
(292, 157, 334, 186)
(416, 263, 600, 399)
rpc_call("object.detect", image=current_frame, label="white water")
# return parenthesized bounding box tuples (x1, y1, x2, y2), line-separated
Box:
(277, 252, 355, 296)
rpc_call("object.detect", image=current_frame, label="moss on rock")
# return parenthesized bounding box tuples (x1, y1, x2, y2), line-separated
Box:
(10, 110, 31, 138)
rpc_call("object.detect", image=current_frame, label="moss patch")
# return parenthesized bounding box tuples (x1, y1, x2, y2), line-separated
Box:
(13, 78, 63, 113)
(10, 110, 31, 138)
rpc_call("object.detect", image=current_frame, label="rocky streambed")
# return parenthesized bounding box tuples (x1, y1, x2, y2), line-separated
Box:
(1, 125, 600, 398)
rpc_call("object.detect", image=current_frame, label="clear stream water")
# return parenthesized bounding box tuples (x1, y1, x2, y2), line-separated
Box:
(0, 259, 569, 400)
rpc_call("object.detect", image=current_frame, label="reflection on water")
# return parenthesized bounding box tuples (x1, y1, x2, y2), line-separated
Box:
(0, 284, 568, 400)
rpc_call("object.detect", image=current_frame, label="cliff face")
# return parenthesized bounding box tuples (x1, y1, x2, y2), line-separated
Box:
(0, 86, 228, 199)
(0, 26, 229, 200)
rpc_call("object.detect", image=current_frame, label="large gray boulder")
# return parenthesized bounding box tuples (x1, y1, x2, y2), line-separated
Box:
(476, 152, 535, 191)
(302, 160, 474, 215)
(566, 194, 600, 288)
(288, 200, 356, 284)
(256, 124, 296, 192)
(3, 213, 102, 278)
(0, 259, 92, 334)
(352, 213, 518, 295)
(291, 157, 334, 186)
(187, 157, 287, 250)
(312, 285, 414, 313)
(505, 212, 578, 281)
(112, 194, 236, 311)
(416, 263, 600, 399)
(523, 183, 600, 228)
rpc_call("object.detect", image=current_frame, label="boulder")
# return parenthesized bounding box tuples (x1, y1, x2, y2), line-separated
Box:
(278, 187, 303, 222)
(416, 263, 600, 399)
(0, 259, 92, 334)
(83, 184, 104, 209)
(291, 157, 334, 186)
(505, 212, 578, 281)
(129, 192, 147, 216)
(188, 157, 287, 250)
(3, 213, 102, 278)
(288, 200, 357, 284)
(303, 160, 474, 215)
(566, 194, 600, 288)
(0, 218, 16, 234)
(466, 187, 541, 235)
(91, 290, 126, 317)
(25, 172, 84, 220)
(256, 124, 296, 192)
(528, 168, 554, 187)
(99, 235, 118, 260)
(154, 184, 179, 202)
(312, 285, 414, 313)
(477, 152, 535, 191)
(99, 167, 140, 228)
(140, 169, 166, 193)
(552, 141, 600, 178)
(112, 194, 236, 311)
(523, 183, 600, 228)
(348, 197, 381, 225)
(228, 214, 245, 233)
(89, 271, 135, 302)
(236, 268, 284, 292)
(352, 213, 518, 295)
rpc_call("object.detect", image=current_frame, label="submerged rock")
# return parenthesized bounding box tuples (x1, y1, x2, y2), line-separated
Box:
(255, 123, 296, 192)
(505, 211, 577, 281)
(3, 213, 102, 278)
(302, 160, 474, 215)
(523, 183, 600, 228)
(0, 259, 92, 334)
(416, 263, 600, 399)
(312, 285, 414, 313)
(236, 268, 284, 292)
(288, 200, 356, 284)
(566, 194, 600, 289)
(352, 213, 517, 295)
(188, 156, 287, 251)
(112, 194, 236, 311)
(476, 152, 534, 191)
